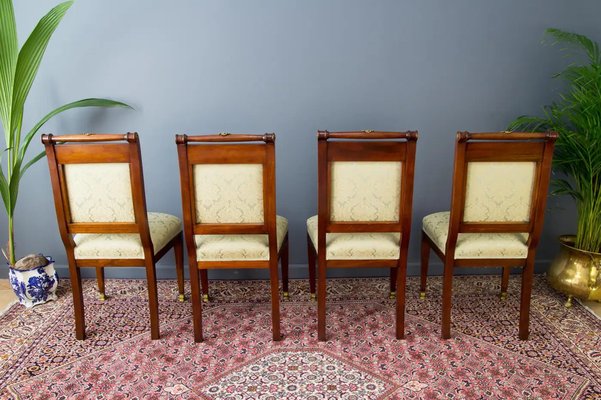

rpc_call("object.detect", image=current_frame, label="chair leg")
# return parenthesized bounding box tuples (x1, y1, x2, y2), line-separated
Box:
(281, 235, 289, 299)
(519, 256, 535, 340)
(441, 258, 454, 339)
(389, 268, 397, 299)
(307, 233, 316, 301)
(95, 266, 106, 301)
(317, 254, 327, 341)
(174, 234, 185, 302)
(189, 257, 203, 343)
(420, 231, 430, 299)
(200, 270, 209, 302)
(68, 254, 86, 340)
(269, 259, 281, 341)
(500, 266, 510, 300)
(145, 258, 160, 340)
(395, 263, 407, 340)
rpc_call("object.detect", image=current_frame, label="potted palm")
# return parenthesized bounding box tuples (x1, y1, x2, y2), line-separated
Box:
(509, 28, 601, 307)
(1, 0, 130, 307)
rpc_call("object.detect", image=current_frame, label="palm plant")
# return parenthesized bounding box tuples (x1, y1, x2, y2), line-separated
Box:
(509, 28, 601, 253)
(0, 0, 130, 265)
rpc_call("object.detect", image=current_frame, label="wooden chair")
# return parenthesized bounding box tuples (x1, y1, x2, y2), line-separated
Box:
(306, 130, 418, 341)
(42, 133, 185, 340)
(176, 133, 289, 342)
(420, 131, 558, 340)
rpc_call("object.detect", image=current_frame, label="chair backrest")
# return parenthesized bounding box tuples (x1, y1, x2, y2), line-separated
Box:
(42, 133, 152, 252)
(176, 133, 278, 254)
(317, 130, 418, 250)
(446, 131, 558, 252)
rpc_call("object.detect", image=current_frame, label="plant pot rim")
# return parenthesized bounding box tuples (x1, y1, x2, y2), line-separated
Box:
(558, 235, 601, 256)
(8, 256, 54, 272)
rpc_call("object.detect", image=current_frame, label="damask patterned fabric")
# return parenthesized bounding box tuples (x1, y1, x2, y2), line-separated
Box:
(194, 215, 288, 261)
(422, 211, 529, 259)
(64, 163, 135, 223)
(463, 162, 535, 222)
(73, 213, 181, 259)
(330, 162, 401, 222)
(306, 215, 400, 260)
(194, 164, 264, 223)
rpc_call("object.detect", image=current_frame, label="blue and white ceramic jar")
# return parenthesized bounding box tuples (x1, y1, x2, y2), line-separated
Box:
(9, 256, 59, 308)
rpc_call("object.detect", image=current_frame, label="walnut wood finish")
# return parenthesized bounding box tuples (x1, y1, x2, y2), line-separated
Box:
(176, 133, 275, 143)
(310, 130, 418, 341)
(42, 132, 185, 340)
(176, 133, 287, 342)
(419, 131, 557, 340)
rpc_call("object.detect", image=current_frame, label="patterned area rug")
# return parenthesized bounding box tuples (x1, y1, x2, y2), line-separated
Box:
(0, 275, 599, 399)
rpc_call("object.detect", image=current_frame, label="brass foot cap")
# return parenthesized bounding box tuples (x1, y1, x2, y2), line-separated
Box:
(389, 291, 396, 299)
(419, 291, 426, 300)
(500, 292, 508, 300)
(310, 293, 316, 301)
(202, 294, 209, 303)
(565, 296, 573, 308)
(178, 294, 185, 302)
(283, 292, 289, 299)
(98, 293, 106, 301)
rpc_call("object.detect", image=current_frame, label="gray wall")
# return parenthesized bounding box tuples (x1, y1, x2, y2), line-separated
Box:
(2, 0, 599, 279)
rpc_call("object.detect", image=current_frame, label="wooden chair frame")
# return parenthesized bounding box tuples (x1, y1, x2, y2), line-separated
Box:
(420, 131, 558, 340)
(42, 132, 185, 340)
(176, 133, 288, 342)
(308, 130, 418, 341)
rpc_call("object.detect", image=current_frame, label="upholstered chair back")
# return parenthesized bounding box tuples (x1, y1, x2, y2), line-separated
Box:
(193, 163, 264, 224)
(317, 130, 417, 240)
(463, 161, 536, 223)
(449, 131, 558, 241)
(329, 161, 401, 222)
(42, 133, 152, 250)
(64, 163, 136, 223)
(176, 133, 277, 245)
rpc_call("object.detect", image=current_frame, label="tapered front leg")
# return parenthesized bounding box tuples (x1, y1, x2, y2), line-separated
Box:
(317, 254, 327, 341)
(190, 258, 203, 343)
(145, 259, 160, 340)
(519, 256, 535, 340)
(307, 233, 316, 300)
(95, 266, 105, 301)
(68, 254, 86, 340)
(395, 262, 407, 340)
(420, 231, 430, 299)
(441, 258, 454, 339)
(269, 259, 281, 341)
(281, 235, 289, 299)
(200, 270, 209, 302)
(500, 266, 510, 300)
(174, 234, 185, 302)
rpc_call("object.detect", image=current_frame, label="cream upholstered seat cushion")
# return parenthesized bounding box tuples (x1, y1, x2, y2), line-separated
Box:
(422, 211, 529, 259)
(306, 215, 400, 260)
(73, 212, 181, 259)
(194, 215, 288, 261)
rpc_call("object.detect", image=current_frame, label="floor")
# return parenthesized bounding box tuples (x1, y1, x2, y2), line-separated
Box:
(0, 280, 17, 312)
(0, 279, 599, 317)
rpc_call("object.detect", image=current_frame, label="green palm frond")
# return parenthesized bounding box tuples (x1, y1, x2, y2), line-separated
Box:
(0, 0, 131, 264)
(510, 28, 601, 253)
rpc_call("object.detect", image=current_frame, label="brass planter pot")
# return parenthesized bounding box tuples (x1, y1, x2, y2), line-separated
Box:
(547, 235, 601, 307)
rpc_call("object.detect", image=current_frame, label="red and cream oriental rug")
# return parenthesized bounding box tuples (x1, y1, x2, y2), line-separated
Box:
(0, 275, 599, 399)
